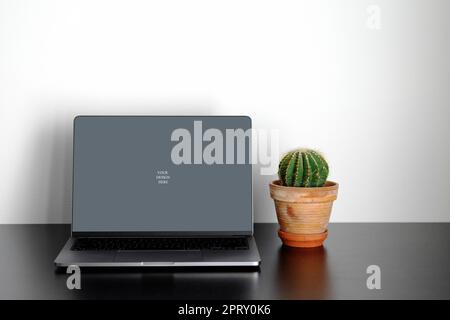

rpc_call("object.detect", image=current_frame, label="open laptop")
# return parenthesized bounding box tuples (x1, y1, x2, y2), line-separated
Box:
(55, 116, 260, 267)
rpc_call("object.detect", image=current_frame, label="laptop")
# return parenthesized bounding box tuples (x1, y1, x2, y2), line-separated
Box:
(55, 116, 260, 267)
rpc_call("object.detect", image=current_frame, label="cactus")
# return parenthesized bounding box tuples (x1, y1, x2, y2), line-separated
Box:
(278, 149, 329, 187)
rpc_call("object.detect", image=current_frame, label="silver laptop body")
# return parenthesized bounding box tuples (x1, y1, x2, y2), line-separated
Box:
(55, 116, 260, 267)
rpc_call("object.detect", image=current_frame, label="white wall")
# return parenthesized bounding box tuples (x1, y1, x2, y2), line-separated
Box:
(1, 0, 449, 223)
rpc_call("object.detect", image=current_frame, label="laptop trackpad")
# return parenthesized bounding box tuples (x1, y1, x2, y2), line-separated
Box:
(115, 251, 202, 262)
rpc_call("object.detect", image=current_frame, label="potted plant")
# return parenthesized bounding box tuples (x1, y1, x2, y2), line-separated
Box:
(269, 148, 338, 247)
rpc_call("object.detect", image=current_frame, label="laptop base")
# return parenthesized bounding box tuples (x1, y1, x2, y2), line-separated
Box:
(54, 236, 261, 268)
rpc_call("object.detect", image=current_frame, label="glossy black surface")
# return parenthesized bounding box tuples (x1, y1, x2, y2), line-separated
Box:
(0, 223, 449, 299)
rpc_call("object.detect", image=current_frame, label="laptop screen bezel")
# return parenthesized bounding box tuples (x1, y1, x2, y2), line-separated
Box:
(70, 115, 253, 238)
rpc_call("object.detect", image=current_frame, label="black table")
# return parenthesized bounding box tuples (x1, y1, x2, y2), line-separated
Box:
(0, 223, 448, 299)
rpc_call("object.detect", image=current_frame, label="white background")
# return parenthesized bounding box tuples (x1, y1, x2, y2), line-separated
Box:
(1, 0, 449, 223)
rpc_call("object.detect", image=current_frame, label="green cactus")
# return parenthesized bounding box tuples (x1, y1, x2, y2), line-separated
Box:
(278, 149, 329, 187)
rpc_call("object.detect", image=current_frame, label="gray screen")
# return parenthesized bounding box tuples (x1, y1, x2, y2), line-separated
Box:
(72, 116, 252, 234)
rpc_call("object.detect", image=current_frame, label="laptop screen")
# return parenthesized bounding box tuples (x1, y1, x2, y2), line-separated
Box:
(72, 116, 252, 235)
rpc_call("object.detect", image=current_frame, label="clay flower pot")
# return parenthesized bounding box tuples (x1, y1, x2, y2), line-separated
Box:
(269, 180, 338, 248)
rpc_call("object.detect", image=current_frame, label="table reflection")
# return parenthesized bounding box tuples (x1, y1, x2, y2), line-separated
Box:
(72, 268, 259, 299)
(276, 245, 331, 299)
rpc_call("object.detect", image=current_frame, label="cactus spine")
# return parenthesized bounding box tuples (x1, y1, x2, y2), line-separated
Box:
(278, 149, 329, 187)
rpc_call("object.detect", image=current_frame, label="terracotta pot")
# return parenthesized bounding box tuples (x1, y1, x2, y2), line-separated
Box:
(269, 180, 338, 248)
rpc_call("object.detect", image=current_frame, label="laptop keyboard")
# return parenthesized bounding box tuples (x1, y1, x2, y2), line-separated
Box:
(71, 237, 249, 251)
